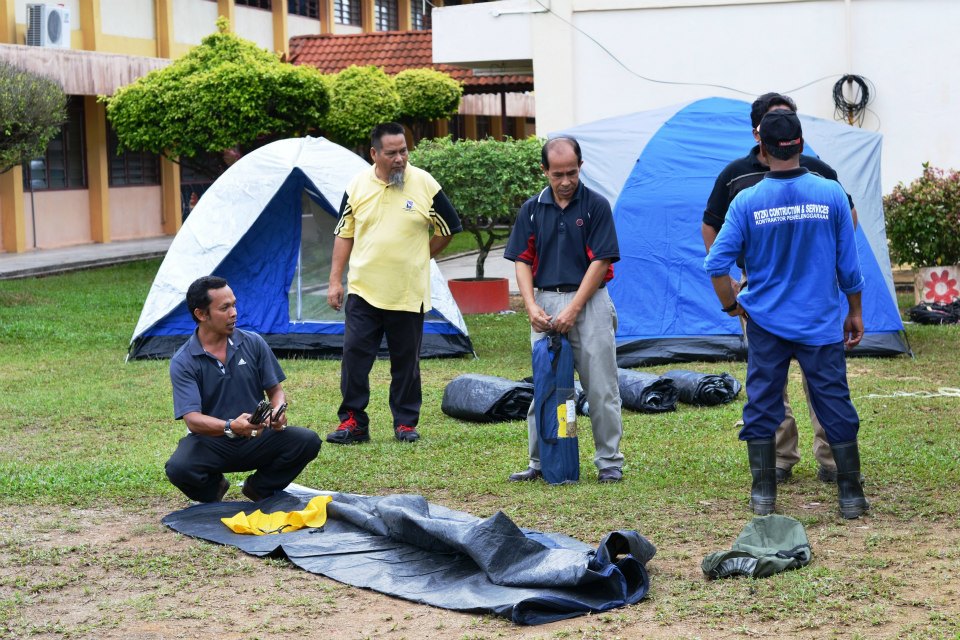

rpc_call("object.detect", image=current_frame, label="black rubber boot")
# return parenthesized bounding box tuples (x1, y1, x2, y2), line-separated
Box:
(831, 440, 869, 519)
(747, 439, 777, 515)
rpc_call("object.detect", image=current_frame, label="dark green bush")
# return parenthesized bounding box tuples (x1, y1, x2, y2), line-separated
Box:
(884, 163, 960, 268)
(410, 136, 544, 279)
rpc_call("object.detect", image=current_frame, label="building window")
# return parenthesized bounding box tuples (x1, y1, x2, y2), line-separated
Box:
(107, 123, 160, 187)
(411, 0, 431, 30)
(476, 115, 491, 139)
(288, 0, 319, 18)
(22, 96, 86, 191)
(236, 0, 272, 9)
(448, 115, 465, 142)
(334, 0, 361, 25)
(374, 0, 398, 31)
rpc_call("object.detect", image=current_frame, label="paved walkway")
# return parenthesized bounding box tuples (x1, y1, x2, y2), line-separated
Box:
(0, 236, 173, 280)
(0, 236, 520, 293)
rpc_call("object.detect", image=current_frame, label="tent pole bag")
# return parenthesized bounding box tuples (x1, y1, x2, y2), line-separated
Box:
(532, 333, 579, 484)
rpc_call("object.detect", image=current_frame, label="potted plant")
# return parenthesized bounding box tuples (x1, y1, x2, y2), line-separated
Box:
(410, 136, 545, 313)
(884, 163, 960, 304)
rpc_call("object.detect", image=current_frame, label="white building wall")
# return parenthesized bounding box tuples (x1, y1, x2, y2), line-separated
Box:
(288, 14, 321, 38)
(101, 0, 155, 38)
(435, 0, 960, 192)
(234, 4, 274, 51)
(173, 0, 218, 46)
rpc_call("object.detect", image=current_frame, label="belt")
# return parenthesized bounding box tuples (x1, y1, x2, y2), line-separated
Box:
(537, 282, 605, 293)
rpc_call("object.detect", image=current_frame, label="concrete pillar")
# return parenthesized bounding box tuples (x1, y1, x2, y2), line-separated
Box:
(155, 0, 174, 58)
(273, 1, 289, 57)
(0, 0, 16, 43)
(319, 0, 334, 34)
(84, 97, 110, 243)
(218, 0, 235, 30)
(79, 0, 102, 50)
(0, 167, 26, 253)
(361, 0, 375, 32)
(532, 0, 575, 136)
(160, 159, 182, 235)
(398, 0, 412, 31)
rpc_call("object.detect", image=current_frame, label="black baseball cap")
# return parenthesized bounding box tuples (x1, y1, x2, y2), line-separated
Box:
(758, 109, 803, 149)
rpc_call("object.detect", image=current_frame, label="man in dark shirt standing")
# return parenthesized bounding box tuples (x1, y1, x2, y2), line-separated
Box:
(504, 137, 625, 484)
(702, 92, 857, 485)
(165, 276, 321, 503)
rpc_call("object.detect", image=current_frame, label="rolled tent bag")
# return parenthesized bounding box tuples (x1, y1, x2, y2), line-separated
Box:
(617, 368, 679, 413)
(441, 374, 534, 422)
(663, 369, 742, 406)
(532, 334, 580, 484)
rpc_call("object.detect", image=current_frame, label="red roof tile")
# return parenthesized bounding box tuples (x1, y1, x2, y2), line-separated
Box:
(288, 30, 532, 94)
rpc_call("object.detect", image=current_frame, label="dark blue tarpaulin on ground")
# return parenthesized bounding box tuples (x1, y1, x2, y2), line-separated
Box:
(162, 486, 655, 625)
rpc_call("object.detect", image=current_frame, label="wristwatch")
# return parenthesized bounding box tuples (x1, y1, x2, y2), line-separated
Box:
(224, 419, 237, 439)
(721, 301, 740, 313)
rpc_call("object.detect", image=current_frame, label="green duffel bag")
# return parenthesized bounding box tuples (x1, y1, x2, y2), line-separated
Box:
(702, 514, 812, 579)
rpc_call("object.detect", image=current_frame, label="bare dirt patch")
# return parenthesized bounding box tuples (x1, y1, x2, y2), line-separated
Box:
(2, 500, 958, 639)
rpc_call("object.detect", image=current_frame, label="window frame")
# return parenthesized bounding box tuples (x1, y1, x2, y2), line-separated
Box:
(22, 95, 87, 192)
(334, 0, 361, 25)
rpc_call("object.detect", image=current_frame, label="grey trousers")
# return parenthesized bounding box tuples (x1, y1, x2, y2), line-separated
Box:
(526, 288, 625, 471)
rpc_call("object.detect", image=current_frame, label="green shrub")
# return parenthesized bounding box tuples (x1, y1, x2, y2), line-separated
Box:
(103, 17, 328, 179)
(0, 62, 66, 174)
(884, 163, 960, 268)
(410, 136, 544, 279)
(323, 65, 400, 149)
(395, 68, 462, 121)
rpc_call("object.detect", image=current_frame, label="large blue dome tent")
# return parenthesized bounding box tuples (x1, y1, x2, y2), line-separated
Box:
(128, 137, 473, 360)
(554, 97, 907, 366)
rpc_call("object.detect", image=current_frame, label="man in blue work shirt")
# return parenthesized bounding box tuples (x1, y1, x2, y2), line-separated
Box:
(704, 110, 869, 519)
(165, 276, 321, 503)
(504, 136, 625, 484)
(703, 92, 858, 485)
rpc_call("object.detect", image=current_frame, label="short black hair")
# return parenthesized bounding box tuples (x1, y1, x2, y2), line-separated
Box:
(750, 92, 798, 128)
(541, 136, 582, 169)
(371, 122, 406, 151)
(186, 275, 228, 324)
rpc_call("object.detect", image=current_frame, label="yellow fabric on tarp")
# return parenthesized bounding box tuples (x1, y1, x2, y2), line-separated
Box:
(221, 495, 333, 535)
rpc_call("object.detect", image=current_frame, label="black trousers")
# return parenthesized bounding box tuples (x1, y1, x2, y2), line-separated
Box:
(165, 426, 321, 502)
(338, 293, 424, 429)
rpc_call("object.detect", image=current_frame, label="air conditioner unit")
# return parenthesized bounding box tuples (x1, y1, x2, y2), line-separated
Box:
(26, 4, 71, 49)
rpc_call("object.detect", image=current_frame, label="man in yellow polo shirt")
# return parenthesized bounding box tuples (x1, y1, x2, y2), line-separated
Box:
(326, 122, 462, 443)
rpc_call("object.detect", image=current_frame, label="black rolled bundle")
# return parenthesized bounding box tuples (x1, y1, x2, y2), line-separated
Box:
(616, 368, 679, 413)
(441, 374, 534, 422)
(663, 369, 742, 406)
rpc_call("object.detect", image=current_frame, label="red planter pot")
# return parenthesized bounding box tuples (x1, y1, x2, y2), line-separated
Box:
(447, 277, 510, 314)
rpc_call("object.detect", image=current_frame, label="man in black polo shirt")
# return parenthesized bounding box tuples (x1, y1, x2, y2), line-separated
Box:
(504, 136, 625, 484)
(702, 92, 857, 484)
(165, 276, 321, 503)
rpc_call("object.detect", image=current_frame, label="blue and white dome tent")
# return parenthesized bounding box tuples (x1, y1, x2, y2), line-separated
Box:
(555, 97, 907, 366)
(128, 137, 472, 360)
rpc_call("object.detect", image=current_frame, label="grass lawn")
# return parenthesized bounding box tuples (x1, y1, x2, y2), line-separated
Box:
(1, 260, 958, 639)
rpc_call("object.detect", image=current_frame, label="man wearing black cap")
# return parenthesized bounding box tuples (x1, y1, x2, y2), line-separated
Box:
(702, 93, 857, 485)
(703, 110, 869, 519)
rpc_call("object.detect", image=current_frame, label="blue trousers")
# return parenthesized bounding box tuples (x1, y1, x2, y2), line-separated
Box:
(740, 320, 859, 444)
